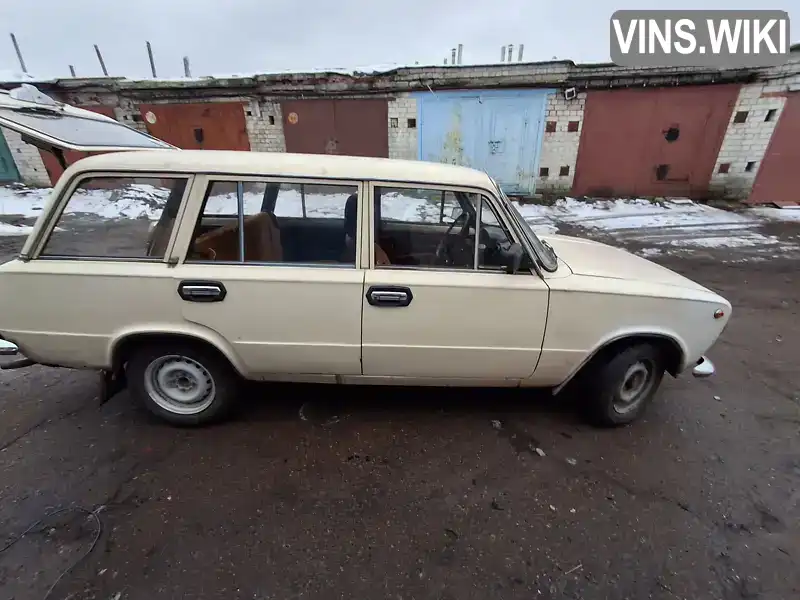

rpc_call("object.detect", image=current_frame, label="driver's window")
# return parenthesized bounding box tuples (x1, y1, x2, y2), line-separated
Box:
(478, 197, 517, 271)
(374, 185, 478, 270)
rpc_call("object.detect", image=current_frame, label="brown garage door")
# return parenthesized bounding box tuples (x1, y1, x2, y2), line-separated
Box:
(573, 85, 739, 198)
(40, 105, 117, 185)
(139, 102, 250, 151)
(749, 93, 800, 205)
(281, 99, 388, 157)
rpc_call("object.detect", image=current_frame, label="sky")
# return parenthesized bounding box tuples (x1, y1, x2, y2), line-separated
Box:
(1, 0, 797, 80)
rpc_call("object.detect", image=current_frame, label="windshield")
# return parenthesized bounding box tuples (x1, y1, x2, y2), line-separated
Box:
(490, 179, 558, 272)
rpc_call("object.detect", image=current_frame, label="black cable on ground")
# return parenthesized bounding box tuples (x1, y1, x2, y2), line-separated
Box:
(0, 505, 103, 600)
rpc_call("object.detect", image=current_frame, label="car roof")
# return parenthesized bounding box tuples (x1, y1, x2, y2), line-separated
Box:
(70, 150, 495, 189)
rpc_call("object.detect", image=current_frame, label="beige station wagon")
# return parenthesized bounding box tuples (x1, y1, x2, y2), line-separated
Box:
(0, 87, 730, 427)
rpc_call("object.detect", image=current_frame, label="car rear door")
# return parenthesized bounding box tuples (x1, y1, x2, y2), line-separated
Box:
(168, 175, 367, 380)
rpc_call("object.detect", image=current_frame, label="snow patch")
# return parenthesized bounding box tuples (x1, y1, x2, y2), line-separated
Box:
(749, 207, 800, 222)
(0, 222, 35, 236)
(0, 184, 170, 220)
(541, 197, 754, 231)
(635, 247, 663, 258)
(669, 233, 782, 248)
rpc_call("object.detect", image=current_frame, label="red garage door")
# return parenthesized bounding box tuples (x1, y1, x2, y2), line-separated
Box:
(281, 99, 388, 157)
(40, 105, 117, 185)
(139, 102, 250, 151)
(573, 85, 739, 198)
(749, 93, 800, 205)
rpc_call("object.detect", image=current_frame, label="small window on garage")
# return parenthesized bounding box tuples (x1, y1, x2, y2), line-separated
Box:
(545, 121, 557, 133)
(764, 109, 777, 122)
(39, 176, 189, 260)
(733, 111, 748, 124)
(567, 121, 579, 132)
(718, 162, 731, 174)
(745, 161, 756, 172)
(407, 118, 417, 128)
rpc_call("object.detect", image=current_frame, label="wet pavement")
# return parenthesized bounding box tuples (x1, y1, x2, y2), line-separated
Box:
(0, 225, 799, 600)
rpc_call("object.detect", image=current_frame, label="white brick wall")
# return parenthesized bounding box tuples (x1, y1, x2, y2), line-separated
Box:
(387, 94, 418, 160)
(709, 84, 786, 198)
(245, 100, 286, 152)
(114, 96, 149, 133)
(1, 126, 51, 187)
(536, 91, 586, 194)
(710, 57, 800, 199)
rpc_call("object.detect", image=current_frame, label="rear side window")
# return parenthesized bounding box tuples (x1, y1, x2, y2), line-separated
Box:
(40, 176, 188, 259)
(187, 179, 357, 265)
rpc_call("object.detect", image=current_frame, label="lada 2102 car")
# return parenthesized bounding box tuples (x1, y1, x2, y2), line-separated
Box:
(0, 86, 729, 427)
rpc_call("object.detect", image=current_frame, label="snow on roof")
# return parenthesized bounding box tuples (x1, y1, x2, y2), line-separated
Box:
(0, 70, 39, 83)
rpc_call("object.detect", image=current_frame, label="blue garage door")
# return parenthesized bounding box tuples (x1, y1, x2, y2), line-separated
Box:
(0, 129, 20, 182)
(416, 89, 552, 195)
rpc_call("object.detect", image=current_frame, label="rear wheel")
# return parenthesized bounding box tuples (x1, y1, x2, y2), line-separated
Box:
(126, 342, 239, 426)
(577, 343, 666, 427)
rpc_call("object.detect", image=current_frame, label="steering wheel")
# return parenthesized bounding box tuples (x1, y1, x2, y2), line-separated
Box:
(434, 211, 504, 267)
(434, 211, 474, 266)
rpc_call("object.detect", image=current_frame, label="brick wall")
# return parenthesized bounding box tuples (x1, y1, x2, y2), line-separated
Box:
(710, 59, 800, 199)
(387, 94, 418, 160)
(114, 96, 149, 132)
(536, 91, 585, 194)
(245, 100, 286, 152)
(709, 84, 787, 198)
(0, 126, 50, 187)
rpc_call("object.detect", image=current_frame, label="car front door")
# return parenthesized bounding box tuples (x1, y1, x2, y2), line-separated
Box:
(359, 182, 549, 383)
(169, 175, 366, 379)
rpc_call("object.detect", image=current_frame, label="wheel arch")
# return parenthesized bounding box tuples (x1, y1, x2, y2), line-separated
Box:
(552, 331, 687, 395)
(108, 325, 247, 377)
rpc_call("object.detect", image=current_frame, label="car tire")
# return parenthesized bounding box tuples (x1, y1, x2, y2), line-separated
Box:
(578, 343, 666, 427)
(126, 342, 239, 426)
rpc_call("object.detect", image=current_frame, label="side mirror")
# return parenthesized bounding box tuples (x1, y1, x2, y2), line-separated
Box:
(504, 243, 525, 274)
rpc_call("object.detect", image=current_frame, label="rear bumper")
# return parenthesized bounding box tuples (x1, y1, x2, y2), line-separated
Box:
(692, 356, 715, 378)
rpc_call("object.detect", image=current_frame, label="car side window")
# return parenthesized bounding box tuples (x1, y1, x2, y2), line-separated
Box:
(187, 180, 357, 265)
(374, 186, 479, 270)
(478, 197, 519, 271)
(40, 176, 188, 260)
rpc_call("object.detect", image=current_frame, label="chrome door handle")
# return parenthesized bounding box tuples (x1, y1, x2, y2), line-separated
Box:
(178, 280, 227, 303)
(366, 286, 413, 307)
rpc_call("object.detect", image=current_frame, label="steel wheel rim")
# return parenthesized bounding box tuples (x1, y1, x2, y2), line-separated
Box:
(143, 355, 216, 415)
(614, 360, 655, 414)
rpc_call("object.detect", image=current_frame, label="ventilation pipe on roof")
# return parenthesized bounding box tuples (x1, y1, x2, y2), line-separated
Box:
(518, 44, 524, 62)
(508, 44, 514, 62)
(457, 43, 463, 65)
(500, 46, 506, 62)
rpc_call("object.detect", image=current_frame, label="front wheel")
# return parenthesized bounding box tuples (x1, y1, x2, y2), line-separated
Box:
(126, 342, 239, 426)
(580, 344, 666, 427)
